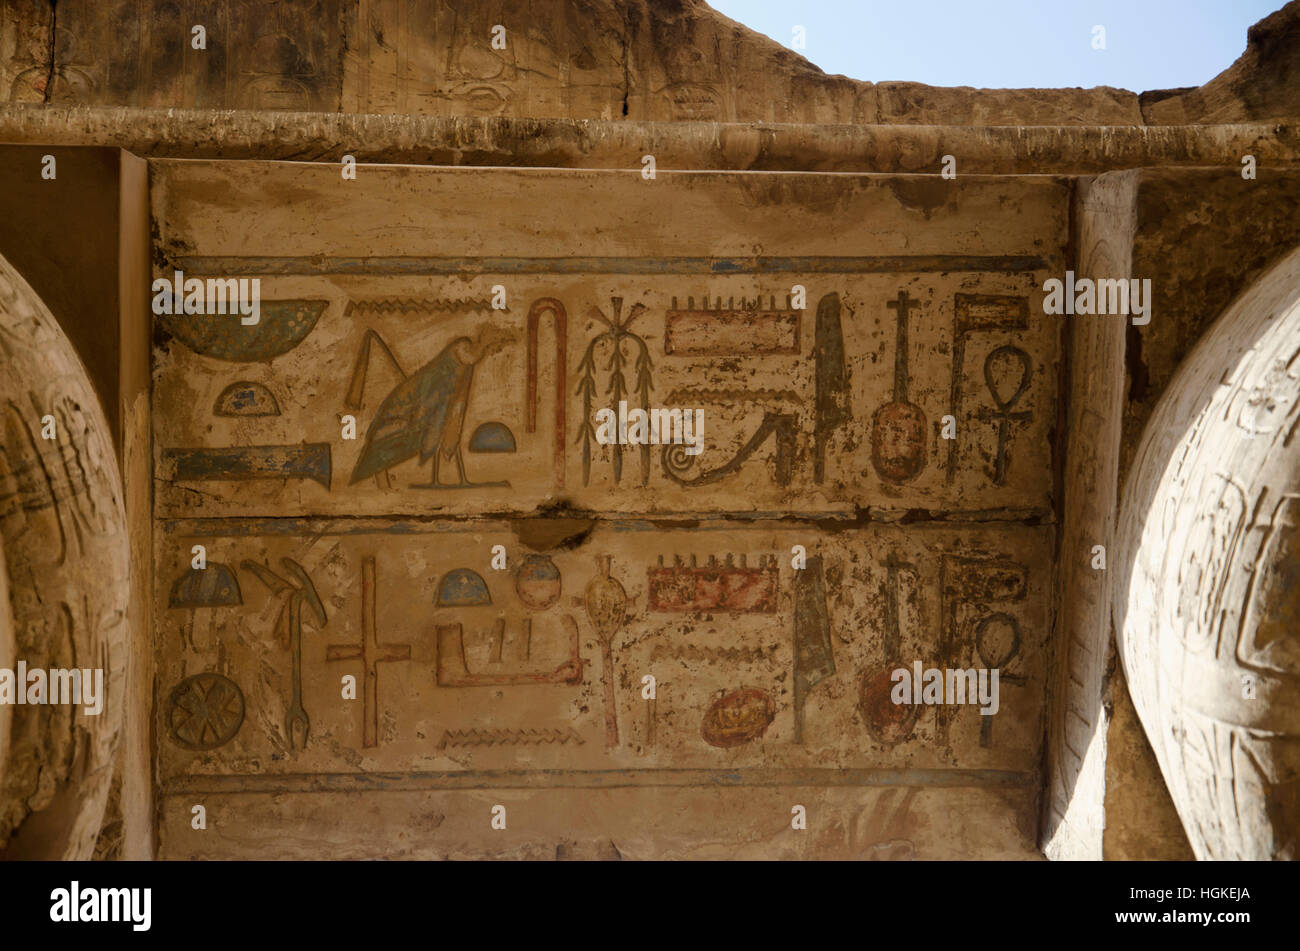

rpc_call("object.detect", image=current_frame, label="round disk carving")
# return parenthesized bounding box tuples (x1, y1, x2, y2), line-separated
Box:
(701, 687, 776, 748)
(168, 673, 245, 751)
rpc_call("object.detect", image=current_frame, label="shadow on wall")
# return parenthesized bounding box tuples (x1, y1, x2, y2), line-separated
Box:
(0, 146, 123, 445)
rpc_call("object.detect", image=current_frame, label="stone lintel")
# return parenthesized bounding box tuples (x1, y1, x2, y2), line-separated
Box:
(0, 105, 1297, 173)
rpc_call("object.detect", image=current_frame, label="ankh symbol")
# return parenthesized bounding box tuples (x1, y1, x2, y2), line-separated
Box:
(975, 345, 1033, 486)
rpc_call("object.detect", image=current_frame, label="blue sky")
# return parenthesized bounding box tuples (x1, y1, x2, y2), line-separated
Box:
(708, 1, 1283, 91)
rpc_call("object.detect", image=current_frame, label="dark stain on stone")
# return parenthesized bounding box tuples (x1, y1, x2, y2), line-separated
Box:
(512, 502, 597, 551)
(1125, 321, 1150, 404)
(887, 178, 952, 220)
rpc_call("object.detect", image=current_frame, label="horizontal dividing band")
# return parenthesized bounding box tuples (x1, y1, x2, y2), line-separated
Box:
(6, 106, 1298, 172)
(158, 508, 1054, 535)
(162, 767, 1038, 795)
(170, 254, 1049, 276)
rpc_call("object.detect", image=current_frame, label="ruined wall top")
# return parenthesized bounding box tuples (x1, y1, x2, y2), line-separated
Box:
(3, 0, 1298, 126)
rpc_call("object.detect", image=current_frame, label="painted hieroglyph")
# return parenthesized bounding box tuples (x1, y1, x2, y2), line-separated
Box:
(151, 162, 1064, 858)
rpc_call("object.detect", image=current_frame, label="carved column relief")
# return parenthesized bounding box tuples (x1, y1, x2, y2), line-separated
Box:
(0, 254, 130, 860)
(1116, 243, 1300, 859)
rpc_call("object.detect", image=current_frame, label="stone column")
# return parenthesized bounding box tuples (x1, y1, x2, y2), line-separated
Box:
(1114, 242, 1300, 859)
(0, 253, 130, 859)
(1041, 171, 1135, 859)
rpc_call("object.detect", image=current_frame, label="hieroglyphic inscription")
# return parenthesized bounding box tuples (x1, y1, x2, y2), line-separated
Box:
(938, 556, 1028, 746)
(213, 382, 281, 418)
(154, 164, 1062, 520)
(576, 299, 653, 487)
(167, 673, 245, 751)
(793, 555, 836, 744)
(661, 412, 797, 487)
(325, 557, 412, 748)
(647, 554, 779, 613)
(946, 294, 1030, 484)
(435, 617, 585, 687)
(164, 444, 332, 487)
(438, 728, 584, 749)
(346, 326, 514, 489)
(664, 296, 800, 355)
(154, 523, 1048, 772)
(525, 298, 567, 488)
(975, 346, 1033, 486)
(813, 292, 852, 483)
(584, 557, 629, 748)
(242, 558, 327, 751)
(150, 162, 1064, 858)
(161, 300, 327, 362)
(872, 291, 926, 483)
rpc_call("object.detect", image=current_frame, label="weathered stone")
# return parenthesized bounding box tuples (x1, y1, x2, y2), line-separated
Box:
(7, 0, 1283, 127)
(877, 82, 1140, 126)
(1115, 243, 1300, 859)
(158, 783, 1043, 860)
(2, 1, 344, 111)
(3, 106, 1300, 172)
(1103, 667, 1196, 860)
(1123, 168, 1300, 480)
(1142, 0, 1300, 124)
(1041, 170, 1136, 860)
(1, 0, 1298, 863)
(0, 254, 130, 860)
(149, 161, 1065, 521)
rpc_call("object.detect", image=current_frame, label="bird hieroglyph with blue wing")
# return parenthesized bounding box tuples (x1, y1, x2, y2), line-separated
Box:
(345, 323, 515, 488)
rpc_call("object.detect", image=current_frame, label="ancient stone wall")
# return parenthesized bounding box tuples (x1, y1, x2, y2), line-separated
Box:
(5, 0, 1297, 125)
(148, 160, 1062, 858)
(2, 0, 1299, 861)
(1123, 169, 1300, 478)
